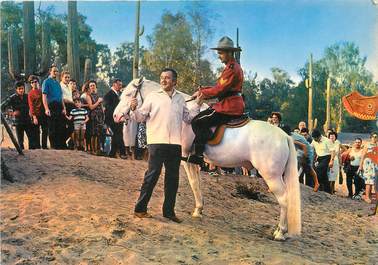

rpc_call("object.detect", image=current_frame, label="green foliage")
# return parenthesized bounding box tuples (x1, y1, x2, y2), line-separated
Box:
(141, 11, 215, 94)
(1, 2, 23, 98)
(111, 42, 145, 86)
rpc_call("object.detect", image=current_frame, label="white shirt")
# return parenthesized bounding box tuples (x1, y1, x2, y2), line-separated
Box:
(130, 88, 199, 145)
(311, 136, 332, 157)
(60, 82, 73, 102)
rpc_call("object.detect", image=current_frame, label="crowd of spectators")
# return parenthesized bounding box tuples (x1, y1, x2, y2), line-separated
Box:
(2, 66, 134, 160)
(268, 113, 377, 203)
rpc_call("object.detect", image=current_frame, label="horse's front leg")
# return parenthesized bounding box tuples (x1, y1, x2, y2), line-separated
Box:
(183, 162, 204, 218)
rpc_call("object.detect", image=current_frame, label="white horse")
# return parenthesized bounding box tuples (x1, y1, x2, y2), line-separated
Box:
(114, 78, 301, 241)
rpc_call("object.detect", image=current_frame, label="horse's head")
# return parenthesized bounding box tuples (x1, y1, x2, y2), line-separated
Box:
(113, 77, 161, 123)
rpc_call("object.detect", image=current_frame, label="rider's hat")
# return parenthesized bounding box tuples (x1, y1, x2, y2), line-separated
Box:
(211, 36, 242, 52)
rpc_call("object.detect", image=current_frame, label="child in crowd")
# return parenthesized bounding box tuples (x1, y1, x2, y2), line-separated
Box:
(65, 98, 89, 150)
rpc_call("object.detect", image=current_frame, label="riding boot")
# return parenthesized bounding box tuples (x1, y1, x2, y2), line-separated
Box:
(187, 144, 205, 165)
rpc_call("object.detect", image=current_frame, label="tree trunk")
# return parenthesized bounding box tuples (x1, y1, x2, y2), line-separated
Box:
(83, 58, 92, 82)
(23, 1, 36, 79)
(40, 21, 51, 76)
(7, 27, 20, 80)
(67, 1, 80, 83)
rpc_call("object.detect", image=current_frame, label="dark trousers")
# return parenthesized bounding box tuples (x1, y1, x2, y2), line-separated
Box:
(109, 123, 126, 157)
(135, 144, 181, 216)
(191, 108, 239, 153)
(15, 123, 32, 150)
(47, 102, 66, 149)
(29, 115, 48, 149)
(315, 155, 331, 193)
(299, 161, 314, 187)
(346, 165, 365, 197)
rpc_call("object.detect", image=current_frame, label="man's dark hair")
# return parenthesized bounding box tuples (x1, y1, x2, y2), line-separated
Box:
(161, 68, 177, 81)
(328, 131, 338, 139)
(311, 129, 321, 139)
(74, 98, 81, 103)
(355, 137, 362, 142)
(300, 127, 309, 134)
(49, 64, 58, 71)
(370, 132, 378, 137)
(14, 81, 25, 89)
(69, 79, 76, 83)
(112, 78, 122, 84)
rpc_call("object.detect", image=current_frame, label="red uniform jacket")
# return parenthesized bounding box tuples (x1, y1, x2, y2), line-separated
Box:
(200, 58, 244, 115)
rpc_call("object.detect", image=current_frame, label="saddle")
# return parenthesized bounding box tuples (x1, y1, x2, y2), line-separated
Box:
(207, 115, 251, 146)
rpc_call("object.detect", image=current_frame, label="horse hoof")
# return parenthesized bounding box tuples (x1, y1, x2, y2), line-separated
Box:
(192, 208, 203, 218)
(273, 231, 286, 241)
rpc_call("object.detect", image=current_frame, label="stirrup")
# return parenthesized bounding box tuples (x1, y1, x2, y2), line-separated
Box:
(186, 154, 204, 166)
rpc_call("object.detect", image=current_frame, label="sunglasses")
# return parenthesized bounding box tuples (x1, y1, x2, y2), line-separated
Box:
(30, 80, 38, 84)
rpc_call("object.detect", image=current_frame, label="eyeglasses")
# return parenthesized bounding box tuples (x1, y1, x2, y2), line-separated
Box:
(30, 80, 38, 84)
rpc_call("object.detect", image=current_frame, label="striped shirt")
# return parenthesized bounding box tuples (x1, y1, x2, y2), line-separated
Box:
(70, 108, 88, 126)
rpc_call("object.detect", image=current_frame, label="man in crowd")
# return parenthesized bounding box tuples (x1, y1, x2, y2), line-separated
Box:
(42, 65, 66, 149)
(188, 36, 245, 165)
(60, 71, 75, 148)
(104, 78, 127, 159)
(129, 68, 200, 223)
(311, 129, 335, 193)
(2, 81, 32, 149)
(298, 121, 306, 131)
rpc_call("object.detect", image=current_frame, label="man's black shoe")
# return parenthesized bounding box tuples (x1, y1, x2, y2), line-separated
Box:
(186, 154, 204, 166)
(163, 215, 183, 223)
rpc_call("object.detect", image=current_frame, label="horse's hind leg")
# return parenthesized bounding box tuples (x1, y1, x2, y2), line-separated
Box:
(263, 175, 288, 241)
(183, 162, 204, 218)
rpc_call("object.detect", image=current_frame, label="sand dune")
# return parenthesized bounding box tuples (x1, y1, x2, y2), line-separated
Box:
(1, 146, 377, 265)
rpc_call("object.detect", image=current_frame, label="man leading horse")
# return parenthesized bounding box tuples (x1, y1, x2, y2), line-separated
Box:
(188, 36, 245, 165)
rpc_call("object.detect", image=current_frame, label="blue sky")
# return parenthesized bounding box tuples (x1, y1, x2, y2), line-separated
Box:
(39, 0, 378, 82)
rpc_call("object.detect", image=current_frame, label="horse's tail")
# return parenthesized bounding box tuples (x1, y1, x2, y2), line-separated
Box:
(284, 135, 301, 236)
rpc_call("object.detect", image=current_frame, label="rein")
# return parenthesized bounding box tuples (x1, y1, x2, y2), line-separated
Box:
(122, 76, 144, 123)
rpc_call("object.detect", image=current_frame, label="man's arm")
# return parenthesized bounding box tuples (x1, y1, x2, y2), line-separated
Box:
(61, 97, 66, 115)
(200, 66, 238, 98)
(182, 102, 200, 124)
(42, 94, 50, 116)
(129, 96, 151, 123)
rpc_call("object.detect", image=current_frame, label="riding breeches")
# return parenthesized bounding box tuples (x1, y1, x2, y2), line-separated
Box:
(191, 107, 239, 146)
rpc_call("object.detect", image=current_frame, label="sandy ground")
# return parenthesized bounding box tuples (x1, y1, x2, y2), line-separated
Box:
(1, 130, 377, 265)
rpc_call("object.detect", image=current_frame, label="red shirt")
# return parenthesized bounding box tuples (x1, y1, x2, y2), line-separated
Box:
(28, 89, 43, 117)
(200, 58, 245, 115)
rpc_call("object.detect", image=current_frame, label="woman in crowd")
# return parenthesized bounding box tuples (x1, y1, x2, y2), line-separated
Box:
(342, 138, 364, 198)
(81, 81, 92, 152)
(328, 131, 341, 194)
(86, 80, 104, 155)
(27, 75, 49, 149)
(269, 112, 284, 128)
(359, 132, 378, 203)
